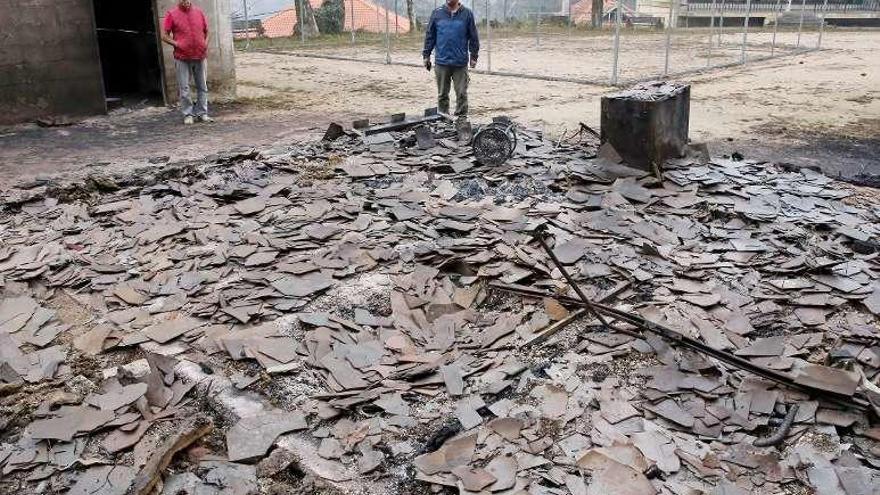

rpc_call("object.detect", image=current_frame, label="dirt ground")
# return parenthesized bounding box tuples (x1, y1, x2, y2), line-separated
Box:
(0, 28, 877, 187)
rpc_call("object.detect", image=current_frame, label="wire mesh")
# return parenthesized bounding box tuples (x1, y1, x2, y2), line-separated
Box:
(230, 0, 868, 85)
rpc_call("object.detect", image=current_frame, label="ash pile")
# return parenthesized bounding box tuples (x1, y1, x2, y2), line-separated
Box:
(0, 116, 879, 495)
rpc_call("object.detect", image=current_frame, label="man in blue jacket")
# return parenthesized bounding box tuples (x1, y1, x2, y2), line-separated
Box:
(422, 0, 480, 119)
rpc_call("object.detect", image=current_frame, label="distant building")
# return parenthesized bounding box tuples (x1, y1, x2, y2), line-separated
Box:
(261, 0, 411, 37)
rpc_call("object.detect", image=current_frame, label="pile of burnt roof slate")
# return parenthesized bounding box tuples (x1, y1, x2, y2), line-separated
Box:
(0, 118, 879, 495)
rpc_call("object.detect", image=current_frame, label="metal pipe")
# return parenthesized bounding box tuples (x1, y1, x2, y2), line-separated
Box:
(664, 0, 674, 76)
(532, 229, 615, 332)
(259, 45, 812, 86)
(350, 0, 355, 45)
(685, 0, 690, 27)
(486, 0, 493, 72)
(299, 0, 305, 45)
(753, 404, 799, 447)
(395, 0, 399, 37)
(611, 0, 622, 84)
(742, 0, 751, 63)
(487, 281, 871, 412)
(771, 0, 780, 55)
(707, 0, 716, 66)
(536, 0, 544, 48)
(796, 0, 806, 47)
(385, 0, 391, 63)
(243, 0, 250, 50)
(718, 0, 725, 46)
(817, 0, 829, 48)
(263, 50, 610, 83)
(568, 0, 573, 38)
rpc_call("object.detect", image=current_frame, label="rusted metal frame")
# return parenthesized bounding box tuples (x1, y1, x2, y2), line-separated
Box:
(488, 280, 870, 411)
(362, 113, 447, 135)
(532, 227, 616, 332)
(520, 280, 634, 348)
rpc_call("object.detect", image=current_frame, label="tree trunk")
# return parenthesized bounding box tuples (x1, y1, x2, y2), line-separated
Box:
(591, 0, 604, 28)
(406, 0, 416, 31)
(295, 0, 321, 38)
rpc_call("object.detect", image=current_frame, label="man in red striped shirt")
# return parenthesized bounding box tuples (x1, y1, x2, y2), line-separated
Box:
(161, 0, 213, 125)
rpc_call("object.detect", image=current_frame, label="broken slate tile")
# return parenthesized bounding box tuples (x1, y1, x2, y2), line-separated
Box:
(226, 409, 308, 462)
(271, 272, 335, 298)
(644, 399, 695, 428)
(143, 314, 204, 344)
(452, 466, 497, 491)
(485, 454, 517, 491)
(233, 197, 267, 216)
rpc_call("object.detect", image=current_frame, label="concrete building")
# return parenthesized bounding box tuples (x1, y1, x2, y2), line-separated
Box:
(632, 0, 879, 27)
(0, 0, 236, 125)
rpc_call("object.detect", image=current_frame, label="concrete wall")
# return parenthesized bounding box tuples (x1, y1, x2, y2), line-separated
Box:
(156, 0, 237, 104)
(0, 0, 106, 125)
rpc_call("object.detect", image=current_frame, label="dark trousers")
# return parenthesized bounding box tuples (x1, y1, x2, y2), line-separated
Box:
(435, 64, 469, 117)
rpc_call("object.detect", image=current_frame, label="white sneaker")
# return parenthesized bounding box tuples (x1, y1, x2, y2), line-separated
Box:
(198, 115, 214, 123)
(184, 115, 194, 125)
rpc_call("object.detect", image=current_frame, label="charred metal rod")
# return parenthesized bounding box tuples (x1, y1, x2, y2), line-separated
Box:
(532, 227, 615, 332)
(753, 404, 800, 447)
(488, 280, 870, 412)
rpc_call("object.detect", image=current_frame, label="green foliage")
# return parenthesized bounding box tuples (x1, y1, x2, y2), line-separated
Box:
(315, 0, 346, 34)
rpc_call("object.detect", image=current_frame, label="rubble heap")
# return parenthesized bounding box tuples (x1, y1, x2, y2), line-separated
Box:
(1, 119, 879, 494)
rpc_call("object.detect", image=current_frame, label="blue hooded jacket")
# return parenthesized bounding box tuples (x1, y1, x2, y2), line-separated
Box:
(422, 5, 480, 67)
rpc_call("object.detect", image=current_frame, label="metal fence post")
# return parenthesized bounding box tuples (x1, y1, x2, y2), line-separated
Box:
(771, 0, 780, 55)
(242, 0, 250, 50)
(685, 0, 690, 28)
(718, 0, 725, 46)
(568, 0, 573, 38)
(707, 0, 716, 66)
(350, 0, 355, 45)
(486, 0, 493, 72)
(536, 0, 544, 48)
(741, 0, 751, 63)
(299, 0, 305, 45)
(796, 0, 806, 47)
(611, 0, 621, 84)
(375, 3, 381, 46)
(385, 0, 391, 63)
(664, 0, 674, 76)
(817, 0, 828, 48)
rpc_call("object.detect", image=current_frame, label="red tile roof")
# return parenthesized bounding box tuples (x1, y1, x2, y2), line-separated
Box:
(262, 0, 411, 38)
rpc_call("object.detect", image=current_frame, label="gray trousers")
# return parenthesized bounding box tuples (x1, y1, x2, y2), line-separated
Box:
(176, 59, 208, 117)
(435, 64, 469, 117)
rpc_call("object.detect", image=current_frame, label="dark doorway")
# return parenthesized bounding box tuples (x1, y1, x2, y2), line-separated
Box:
(93, 0, 165, 107)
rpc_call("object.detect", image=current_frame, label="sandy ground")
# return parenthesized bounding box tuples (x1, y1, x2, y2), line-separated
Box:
(0, 28, 877, 186)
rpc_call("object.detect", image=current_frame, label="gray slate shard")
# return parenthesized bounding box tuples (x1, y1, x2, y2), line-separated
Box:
(226, 410, 308, 462)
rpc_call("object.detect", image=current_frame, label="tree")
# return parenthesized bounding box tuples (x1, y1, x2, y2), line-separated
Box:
(315, 0, 345, 34)
(406, 0, 416, 31)
(591, 0, 603, 28)
(294, 0, 321, 37)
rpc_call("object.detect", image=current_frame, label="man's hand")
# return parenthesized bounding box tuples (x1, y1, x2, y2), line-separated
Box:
(469, 58, 477, 69)
(424, 59, 432, 71)
(161, 31, 178, 48)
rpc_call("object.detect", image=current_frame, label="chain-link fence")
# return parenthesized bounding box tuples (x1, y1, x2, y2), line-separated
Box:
(230, 0, 878, 85)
